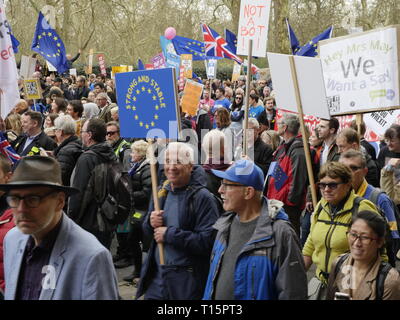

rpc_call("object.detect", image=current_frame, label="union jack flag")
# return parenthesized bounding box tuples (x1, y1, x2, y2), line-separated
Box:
(0, 133, 21, 165)
(201, 24, 243, 65)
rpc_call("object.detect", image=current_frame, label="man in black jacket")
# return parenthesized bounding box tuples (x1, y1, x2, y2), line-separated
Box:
(12, 111, 57, 157)
(68, 118, 117, 249)
(53, 115, 83, 186)
(245, 118, 273, 178)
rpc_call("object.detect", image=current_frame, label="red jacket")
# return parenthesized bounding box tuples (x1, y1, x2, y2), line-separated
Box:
(0, 209, 15, 291)
(267, 135, 309, 209)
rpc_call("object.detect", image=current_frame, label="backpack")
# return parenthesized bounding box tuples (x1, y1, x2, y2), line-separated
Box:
(333, 253, 392, 300)
(88, 156, 132, 231)
(369, 188, 400, 236)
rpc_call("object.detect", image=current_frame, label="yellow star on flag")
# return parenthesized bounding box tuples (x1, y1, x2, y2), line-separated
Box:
(54, 36, 58, 41)
(142, 87, 146, 91)
(148, 89, 152, 94)
(133, 97, 137, 102)
(145, 124, 149, 129)
(153, 96, 157, 101)
(140, 122, 144, 127)
(154, 115, 159, 120)
(135, 115, 139, 120)
(126, 106, 131, 110)
(155, 105, 159, 110)
(38, 35, 42, 40)
(132, 106, 137, 111)
(136, 90, 140, 95)
(151, 122, 155, 127)
(48, 32, 52, 37)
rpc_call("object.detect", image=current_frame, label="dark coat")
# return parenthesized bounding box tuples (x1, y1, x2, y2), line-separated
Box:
(248, 137, 273, 177)
(68, 142, 117, 232)
(53, 136, 83, 186)
(136, 166, 220, 300)
(12, 131, 57, 157)
(130, 159, 152, 211)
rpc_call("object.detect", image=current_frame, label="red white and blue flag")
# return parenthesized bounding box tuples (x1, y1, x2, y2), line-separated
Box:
(0, 133, 20, 165)
(201, 24, 243, 65)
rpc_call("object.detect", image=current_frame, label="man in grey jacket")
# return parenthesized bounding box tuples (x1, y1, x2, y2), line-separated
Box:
(203, 159, 307, 300)
(1, 156, 119, 300)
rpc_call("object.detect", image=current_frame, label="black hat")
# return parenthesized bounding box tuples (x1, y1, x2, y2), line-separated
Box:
(0, 156, 79, 195)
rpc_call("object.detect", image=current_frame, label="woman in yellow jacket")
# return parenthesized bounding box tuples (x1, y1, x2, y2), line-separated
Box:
(303, 162, 380, 299)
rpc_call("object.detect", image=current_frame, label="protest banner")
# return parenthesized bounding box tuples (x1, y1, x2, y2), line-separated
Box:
(319, 26, 400, 116)
(232, 62, 242, 82)
(181, 54, 193, 79)
(115, 68, 180, 265)
(160, 36, 181, 79)
(237, 0, 272, 57)
(87, 48, 94, 74)
(206, 59, 218, 79)
(178, 65, 185, 91)
(0, 1, 21, 119)
(98, 53, 107, 76)
(69, 69, 77, 77)
(268, 52, 329, 207)
(145, 63, 154, 70)
(364, 109, 400, 137)
(20, 55, 37, 80)
(267, 52, 330, 119)
(181, 79, 204, 116)
(23, 79, 42, 100)
(151, 53, 166, 69)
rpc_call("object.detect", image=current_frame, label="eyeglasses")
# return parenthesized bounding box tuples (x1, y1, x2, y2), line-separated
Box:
(349, 165, 363, 172)
(6, 191, 58, 209)
(106, 131, 118, 136)
(317, 182, 345, 190)
(235, 97, 242, 100)
(346, 231, 377, 245)
(220, 182, 245, 189)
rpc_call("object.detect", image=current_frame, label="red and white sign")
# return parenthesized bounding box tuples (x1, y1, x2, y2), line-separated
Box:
(237, 0, 272, 58)
(98, 54, 107, 76)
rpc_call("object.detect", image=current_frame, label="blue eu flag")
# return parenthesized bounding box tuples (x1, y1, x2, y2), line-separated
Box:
(138, 59, 145, 70)
(171, 36, 208, 61)
(296, 26, 333, 57)
(31, 12, 69, 74)
(115, 68, 179, 139)
(10, 33, 20, 54)
(268, 162, 289, 191)
(286, 19, 300, 55)
(225, 29, 238, 54)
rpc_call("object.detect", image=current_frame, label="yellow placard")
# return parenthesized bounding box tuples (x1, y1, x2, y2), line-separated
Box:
(181, 54, 193, 79)
(112, 66, 129, 75)
(232, 62, 242, 82)
(23, 79, 42, 100)
(181, 79, 204, 116)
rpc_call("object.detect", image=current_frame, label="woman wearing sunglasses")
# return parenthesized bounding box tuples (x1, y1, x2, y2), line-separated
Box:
(303, 161, 380, 299)
(326, 211, 400, 300)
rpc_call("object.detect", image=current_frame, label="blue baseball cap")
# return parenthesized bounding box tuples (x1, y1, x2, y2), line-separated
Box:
(211, 160, 264, 191)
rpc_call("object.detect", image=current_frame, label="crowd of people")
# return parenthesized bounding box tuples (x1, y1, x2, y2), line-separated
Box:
(0, 64, 400, 301)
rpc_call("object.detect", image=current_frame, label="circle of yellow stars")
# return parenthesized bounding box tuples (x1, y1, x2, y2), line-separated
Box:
(35, 31, 62, 59)
(125, 80, 163, 129)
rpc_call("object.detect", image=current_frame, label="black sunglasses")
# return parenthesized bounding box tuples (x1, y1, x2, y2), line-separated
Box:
(317, 182, 345, 190)
(106, 131, 118, 136)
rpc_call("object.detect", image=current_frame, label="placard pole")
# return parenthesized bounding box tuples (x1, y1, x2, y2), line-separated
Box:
(243, 39, 253, 157)
(288, 56, 318, 208)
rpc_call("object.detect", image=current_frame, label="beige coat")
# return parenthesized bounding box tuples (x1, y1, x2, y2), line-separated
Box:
(381, 169, 400, 205)
(326, 254, 400, 300)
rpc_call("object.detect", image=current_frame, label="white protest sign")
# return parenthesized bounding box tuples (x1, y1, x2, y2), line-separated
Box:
(206, 59, 218, 79)
(364, 109, 400, 137)
(267, 52, 330, 119)
(237, 0, 271, 57)
(20, 55, 37, 79)
(320, 27, 399, 115)
(70, 69, 77, 77)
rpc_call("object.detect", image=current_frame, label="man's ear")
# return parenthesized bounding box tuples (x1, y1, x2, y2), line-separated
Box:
(4, 172, 12, 184)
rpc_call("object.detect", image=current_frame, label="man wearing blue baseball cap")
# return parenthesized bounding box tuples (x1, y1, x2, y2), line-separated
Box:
(203, 159, 307, 300)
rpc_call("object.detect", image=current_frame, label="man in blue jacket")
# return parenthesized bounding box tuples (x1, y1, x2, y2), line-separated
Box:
(203, 159, 307, 300)
(136, 142, 220, 300)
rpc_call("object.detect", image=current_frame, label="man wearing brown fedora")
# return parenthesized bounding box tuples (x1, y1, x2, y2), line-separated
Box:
(1, 156, 119, 300)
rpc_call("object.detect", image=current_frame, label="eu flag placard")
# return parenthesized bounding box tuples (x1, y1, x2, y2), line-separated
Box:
(115, 68, 178, 139)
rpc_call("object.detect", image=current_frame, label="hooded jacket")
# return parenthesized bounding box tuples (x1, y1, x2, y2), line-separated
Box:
(267, 135, 309, 209)
(203, 199, 307, 300)
(53, 135, 83, 186)
(136, 165, 220, 299)
(68, 141, 117, 232)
